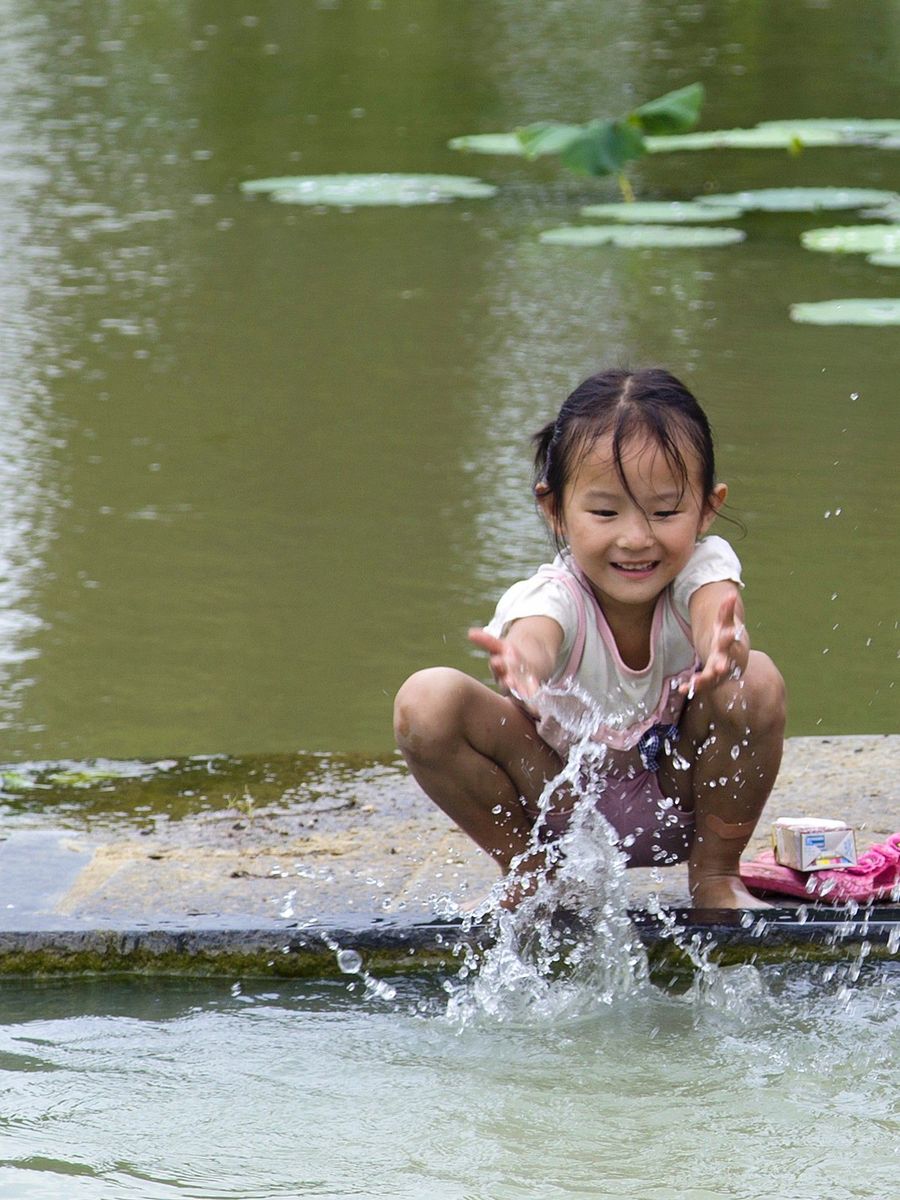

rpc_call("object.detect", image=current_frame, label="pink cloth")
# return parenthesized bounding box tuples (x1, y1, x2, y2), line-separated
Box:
(740, 833, 900, 904)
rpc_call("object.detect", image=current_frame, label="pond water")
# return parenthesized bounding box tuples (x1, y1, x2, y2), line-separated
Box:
(0, 966, 897, 1199)
(0, 0, 895, 764)
(0, 7, 896, 1192)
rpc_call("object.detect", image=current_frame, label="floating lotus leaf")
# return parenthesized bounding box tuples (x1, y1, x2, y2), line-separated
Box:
(539, 224, 745, 248)
(859, 201, 900, 220)
(630, 83, 705, 136)
(801, 224, 900, 254)
(447, 133, 526, 156)
(757, 118, 900, 138)
(645, 127, 843, 152)
(868, 251, 900, 267)
(698, 187, 898, 212)
(241, 174, 498, 206)
(580, 200, 743, 223)
(790, 299, 900, 326)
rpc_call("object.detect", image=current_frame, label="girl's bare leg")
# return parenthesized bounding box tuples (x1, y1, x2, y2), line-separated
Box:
(659, 651, 786, 910)
(393, 668, 563, 893)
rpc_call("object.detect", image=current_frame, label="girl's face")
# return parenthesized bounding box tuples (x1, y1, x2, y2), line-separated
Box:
(542, 432, 726, 620)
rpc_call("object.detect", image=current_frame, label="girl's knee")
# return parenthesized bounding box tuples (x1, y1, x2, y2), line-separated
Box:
(745, 652, 786, 728)
(393, 667, 471, 756)
(711, 651, 786, 734)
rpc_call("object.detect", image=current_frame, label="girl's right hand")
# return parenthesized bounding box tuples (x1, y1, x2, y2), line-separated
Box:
(468, 628, 541, 700)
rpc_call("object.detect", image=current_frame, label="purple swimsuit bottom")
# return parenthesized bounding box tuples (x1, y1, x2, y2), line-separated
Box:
(539, 767, 695, 868)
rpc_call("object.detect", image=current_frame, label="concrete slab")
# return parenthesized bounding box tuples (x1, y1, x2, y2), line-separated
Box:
(0, 736, 895, 977)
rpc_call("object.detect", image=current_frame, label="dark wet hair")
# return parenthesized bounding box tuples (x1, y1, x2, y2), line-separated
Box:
(533, 368, 718, 542)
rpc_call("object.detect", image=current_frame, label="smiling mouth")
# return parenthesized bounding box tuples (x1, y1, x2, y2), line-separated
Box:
(611, 561, 659, 575)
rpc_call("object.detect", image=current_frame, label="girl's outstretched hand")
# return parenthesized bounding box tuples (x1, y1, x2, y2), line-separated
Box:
(680, 592, 749, 696)
(468, 628, 542, 700)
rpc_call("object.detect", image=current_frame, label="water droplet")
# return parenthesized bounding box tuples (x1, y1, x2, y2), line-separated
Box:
(336, 948, 363, 974)
(730, 745, 740, 760)
(491, 804, 503, 814)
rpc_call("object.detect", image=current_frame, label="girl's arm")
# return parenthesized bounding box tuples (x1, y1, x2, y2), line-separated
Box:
(469, 616, 564, 701)
(680, 581, 750, 695)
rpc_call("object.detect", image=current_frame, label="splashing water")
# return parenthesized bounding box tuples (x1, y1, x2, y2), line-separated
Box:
(441, 679, 785, 1026)
(446, 683, 657, 1027)
(320, 931, 398, 1003)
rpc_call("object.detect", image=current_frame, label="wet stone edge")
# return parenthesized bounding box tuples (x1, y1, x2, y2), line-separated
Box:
(0, 907, 895, 979)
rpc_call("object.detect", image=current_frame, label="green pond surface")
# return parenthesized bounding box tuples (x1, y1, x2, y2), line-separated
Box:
(0, 966, 896, 1199)
(0, 9, 897, 1199)
(0, 0, 896, 766)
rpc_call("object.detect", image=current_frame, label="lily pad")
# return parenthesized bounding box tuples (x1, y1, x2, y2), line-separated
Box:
(580, 200, 744, 223)
(790, 299, 900, 326)
(645, 127, 844, 152)
(801, 224, 900, 254)
(241, 174, 498, 206)
(698, 187, 898, 212)
(447, 133, 526, 156)
(539, 224, 746, 248)
(868, 251, 900, 267)
(757, 118, 900, 138)
(859, 201, 900, 221)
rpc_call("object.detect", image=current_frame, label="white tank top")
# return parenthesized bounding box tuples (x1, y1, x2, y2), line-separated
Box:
(485, 536, 742, 756)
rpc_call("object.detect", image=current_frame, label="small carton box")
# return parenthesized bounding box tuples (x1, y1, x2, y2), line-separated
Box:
(772, 818, 857, 872)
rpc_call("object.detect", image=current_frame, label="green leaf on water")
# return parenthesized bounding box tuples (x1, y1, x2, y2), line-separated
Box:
(518, 119, 646, 177)
(241, 174, 498, 206)
(646, 127, 844, 152)
(630, 83, 705, 135)
(581, 200, 743, 223)
(539, 224, 746, 248)
(561, 120, 647, 177)
(790, 299, 900, 325)
(801, 225, 900, 254)
(447, 133, 526, 156)
(868, 251, 900, 267)
(859, 200, 900, 221)
(516, 122, 589, 159)
(698, 187, 899, 212)
(757, 118, 900, 138)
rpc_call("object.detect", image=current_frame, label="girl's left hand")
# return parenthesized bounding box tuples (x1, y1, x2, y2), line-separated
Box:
(680, 593, 749, 696)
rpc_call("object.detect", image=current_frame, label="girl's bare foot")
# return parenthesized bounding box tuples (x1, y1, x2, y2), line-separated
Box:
(690, 872, 772, 910)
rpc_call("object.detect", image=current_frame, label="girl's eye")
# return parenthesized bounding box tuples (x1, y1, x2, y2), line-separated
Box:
(591, 509, 617, 518)
(653, 510, 680, 519)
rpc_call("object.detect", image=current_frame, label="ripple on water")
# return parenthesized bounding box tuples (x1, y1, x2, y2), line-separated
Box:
(0, 967, 895, 1199)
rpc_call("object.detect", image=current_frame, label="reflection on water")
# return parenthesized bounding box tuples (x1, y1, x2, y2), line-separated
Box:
(0, 0, 893, 760)
(0, 11, 59, 738)
(0, 966, 895, 1199)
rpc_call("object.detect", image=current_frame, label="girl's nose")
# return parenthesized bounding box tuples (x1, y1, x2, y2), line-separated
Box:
(616, 513, 654, 549)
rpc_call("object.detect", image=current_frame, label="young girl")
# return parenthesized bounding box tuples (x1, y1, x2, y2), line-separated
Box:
(394, 368, 786, 910)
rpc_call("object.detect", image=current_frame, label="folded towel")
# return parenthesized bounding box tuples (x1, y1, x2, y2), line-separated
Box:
(740, 833, 900, 904)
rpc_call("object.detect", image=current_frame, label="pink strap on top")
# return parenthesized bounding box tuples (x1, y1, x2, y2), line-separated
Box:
(544, 569, 587, 683)
(668, 590, 693, 641)
(534, 566, 697, 754)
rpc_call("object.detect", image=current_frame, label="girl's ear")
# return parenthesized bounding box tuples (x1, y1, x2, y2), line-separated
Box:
(699, 482, 728, 535)
(535, 481, 563, 537)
